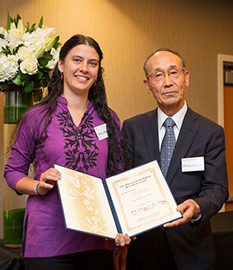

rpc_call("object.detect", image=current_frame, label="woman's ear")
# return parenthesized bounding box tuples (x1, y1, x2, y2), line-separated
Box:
(58, 59, 63, 73)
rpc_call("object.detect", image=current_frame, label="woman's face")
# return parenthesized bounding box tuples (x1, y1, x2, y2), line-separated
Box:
(58, 44, 99, 97)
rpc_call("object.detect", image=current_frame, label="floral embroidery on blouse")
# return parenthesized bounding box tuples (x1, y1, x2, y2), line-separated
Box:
(56, 110, 99, 172)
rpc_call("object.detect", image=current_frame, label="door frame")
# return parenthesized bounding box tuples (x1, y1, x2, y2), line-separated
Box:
(217, 54, 233, 126)
(217, 53, 233, 206)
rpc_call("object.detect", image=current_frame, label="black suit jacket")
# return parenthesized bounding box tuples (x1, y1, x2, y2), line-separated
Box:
(122, 107, 229, 269)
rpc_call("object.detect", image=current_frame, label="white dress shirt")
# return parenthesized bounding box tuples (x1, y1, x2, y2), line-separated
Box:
(158, 102, 202, 222)
(158, 102, 188, 150)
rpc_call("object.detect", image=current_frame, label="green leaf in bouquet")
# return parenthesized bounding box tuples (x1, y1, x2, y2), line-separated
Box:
(12, 71, 25, 86)
(12, 48, 17, 55)
(38, 52, 53, 67)
(7, 12, 13, 30)
(26, 22, 36, 33)
(24, 80, 34, 93)
(15, 44, 24, 53)
(37, 70, 43, 79)
(15, 14, 21, 26)
(45, 36, 58, 52)
(38, 16, 43, 28)
(53, 36, 61, 50)
(1, 46, 11, 56)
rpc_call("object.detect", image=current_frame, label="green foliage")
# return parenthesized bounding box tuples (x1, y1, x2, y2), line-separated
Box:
(26, 22, 36, 33)
(7, 12, 14, 30)
(1, 13, 61, 97)
(24, 80, 34, 93)
(1, 46, 11, 56)
(38, 17, 43, 28)
(38, 52, 53, 66)
(53, 36, 61, 50)
(7, 13, 22, 30)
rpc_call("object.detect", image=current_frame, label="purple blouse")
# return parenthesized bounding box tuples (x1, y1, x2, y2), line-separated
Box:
(4, 96, 119, 257)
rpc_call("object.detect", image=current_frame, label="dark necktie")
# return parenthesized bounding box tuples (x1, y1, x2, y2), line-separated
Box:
(160, 117, 176, 177)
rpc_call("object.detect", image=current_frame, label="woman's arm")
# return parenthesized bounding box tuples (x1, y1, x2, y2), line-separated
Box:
(15, 168, 61, 195)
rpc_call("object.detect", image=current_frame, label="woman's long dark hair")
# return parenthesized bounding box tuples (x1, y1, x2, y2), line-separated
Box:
(35, 34, 125, 176)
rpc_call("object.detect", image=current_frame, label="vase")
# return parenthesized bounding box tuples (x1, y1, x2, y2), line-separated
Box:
(3, 208, 25, 247)
(3, 89, 34, 124)
(2, 87, 36, 246)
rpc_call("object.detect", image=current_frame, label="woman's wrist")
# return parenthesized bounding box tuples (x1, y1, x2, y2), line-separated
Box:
(36, 182, 42, 195)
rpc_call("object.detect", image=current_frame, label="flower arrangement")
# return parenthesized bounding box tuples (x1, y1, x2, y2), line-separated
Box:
(0, 13, 60, 96)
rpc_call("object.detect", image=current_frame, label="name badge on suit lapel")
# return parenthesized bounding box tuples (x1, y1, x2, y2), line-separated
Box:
(181, 157, 205, 172)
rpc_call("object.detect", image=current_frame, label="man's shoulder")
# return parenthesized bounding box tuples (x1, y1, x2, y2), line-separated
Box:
(123, 109, 157, 125)
(187, 107, 223, 131)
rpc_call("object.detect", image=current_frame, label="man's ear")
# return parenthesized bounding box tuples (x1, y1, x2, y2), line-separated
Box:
(184, 70, 190, 87)
(143, 78, 152, 94)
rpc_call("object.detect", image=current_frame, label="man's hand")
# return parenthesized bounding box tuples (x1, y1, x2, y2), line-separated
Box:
(163, 199, 201, 228)
(113, 246, 128, 270)
(115, 233, 131, 247)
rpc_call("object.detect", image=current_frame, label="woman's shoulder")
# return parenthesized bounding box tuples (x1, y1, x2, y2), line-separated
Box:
(108, 107, 121, 125)
(20, 103, 49, 126)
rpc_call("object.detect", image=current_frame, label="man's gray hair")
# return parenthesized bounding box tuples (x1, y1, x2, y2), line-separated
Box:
(143, 48, 186, 77)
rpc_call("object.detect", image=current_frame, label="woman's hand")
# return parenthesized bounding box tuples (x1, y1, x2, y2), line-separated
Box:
(115, 233, 131, 247)
(37, 168, 61, 195)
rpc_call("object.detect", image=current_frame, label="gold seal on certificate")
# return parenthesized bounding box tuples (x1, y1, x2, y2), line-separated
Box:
(55, 160, 182, 239)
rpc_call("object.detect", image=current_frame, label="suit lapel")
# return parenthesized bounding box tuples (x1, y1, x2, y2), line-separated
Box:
(166, 108, 200, 185)
(142, 109, 160, 162)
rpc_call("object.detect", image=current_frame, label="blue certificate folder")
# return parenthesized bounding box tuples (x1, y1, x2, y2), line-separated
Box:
(55, 160, 182, 239)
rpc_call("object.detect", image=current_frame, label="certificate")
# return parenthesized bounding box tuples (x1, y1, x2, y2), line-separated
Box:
(55, 160, 182, 239)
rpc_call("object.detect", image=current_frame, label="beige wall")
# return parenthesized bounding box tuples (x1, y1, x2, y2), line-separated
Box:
(0, 0, 233, 237)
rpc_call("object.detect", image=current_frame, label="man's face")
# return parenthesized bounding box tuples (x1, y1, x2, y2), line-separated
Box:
(144, 51, 190, 115)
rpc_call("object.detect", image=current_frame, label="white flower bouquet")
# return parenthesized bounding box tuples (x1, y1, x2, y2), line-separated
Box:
(0, 13, 60, 97)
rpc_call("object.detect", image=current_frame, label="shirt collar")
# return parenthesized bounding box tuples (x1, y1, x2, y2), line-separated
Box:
(158, 101, 187, 130)
(57, 96, 94, 111)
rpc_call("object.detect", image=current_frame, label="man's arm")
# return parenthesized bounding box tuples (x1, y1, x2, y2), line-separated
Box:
(163, 199, 201, 227)
(165, 125, 228, 228)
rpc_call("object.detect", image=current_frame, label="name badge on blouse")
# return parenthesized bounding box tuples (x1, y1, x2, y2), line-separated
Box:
(94, 124, 108, 140)
(181, 156, 205, 172)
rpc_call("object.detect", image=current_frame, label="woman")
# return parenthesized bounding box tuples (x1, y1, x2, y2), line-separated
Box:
(4, 34, 129, 270)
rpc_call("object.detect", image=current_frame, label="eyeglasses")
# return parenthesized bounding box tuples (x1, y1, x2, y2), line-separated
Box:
(147, 67, 185, 82)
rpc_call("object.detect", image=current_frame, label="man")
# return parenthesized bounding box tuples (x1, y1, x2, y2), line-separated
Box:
(122, 48, 228, 270)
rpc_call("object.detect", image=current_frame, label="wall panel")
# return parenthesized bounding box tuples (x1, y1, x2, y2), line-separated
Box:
(0, 0, 233, 238)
